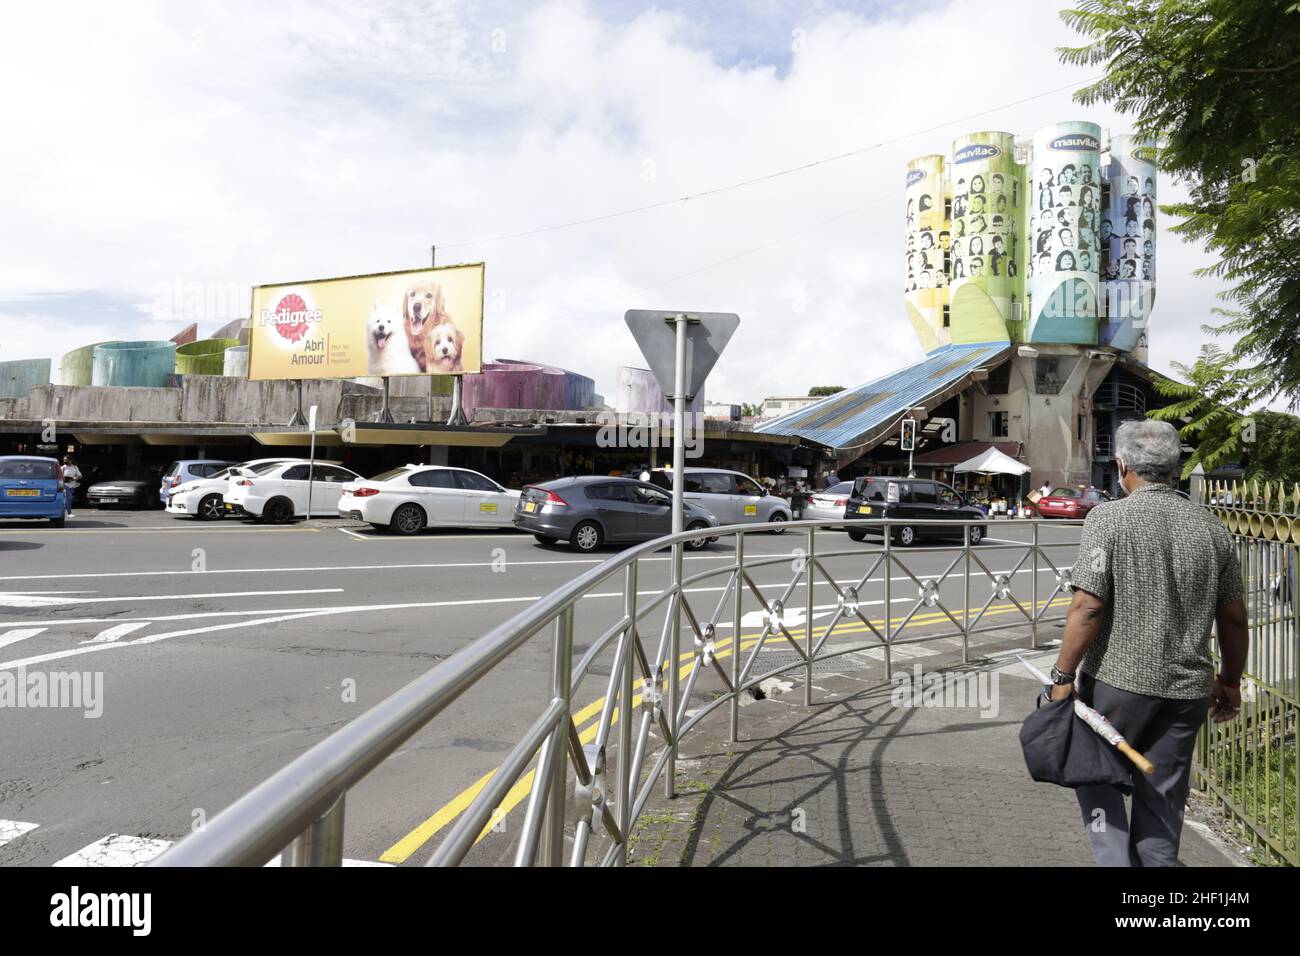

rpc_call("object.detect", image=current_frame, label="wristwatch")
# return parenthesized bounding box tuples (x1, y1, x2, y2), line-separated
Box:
(1050, 665, 1076, 685)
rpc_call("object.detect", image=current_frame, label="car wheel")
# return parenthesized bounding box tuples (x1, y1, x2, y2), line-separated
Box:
(389, 503, 427, 536)
(894, 525, 917, 547)
(685, 520, 711, 550)
(533, 534, 558, 546)
(198, 494, 225, 521)
(570, 520, 603, 553)
(768, 512, 788, 534)
(968, 524, 984, 545)
(847, 527, 866, 542)
(263, 497, 295, 524)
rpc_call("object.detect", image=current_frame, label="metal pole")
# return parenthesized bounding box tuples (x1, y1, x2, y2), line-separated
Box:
(804, 524, 814, 706)
(447, 374, 469, 426)
(378, 376, 395, 424)
(963, 522, 971, 663)
(279, 794, 345, 866)
(618, 561, 636, 865)
(1031, 520, 1040, 648)
(666, 313, 688, 799)
(730, 531, 743, 742)
(541, 607, 573, 865)
(287, 379, 306, 427)
(883, 521, 893, 680)
(306, 426, 316, 520)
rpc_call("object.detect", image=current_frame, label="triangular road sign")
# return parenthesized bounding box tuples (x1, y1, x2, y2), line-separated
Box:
(624, 310, 740, 400)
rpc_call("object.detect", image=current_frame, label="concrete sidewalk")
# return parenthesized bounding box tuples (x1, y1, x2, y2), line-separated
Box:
(628, 641, 1244, 867)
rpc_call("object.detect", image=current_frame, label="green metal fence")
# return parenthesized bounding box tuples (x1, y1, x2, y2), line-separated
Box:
(1199, 480, 1299, 865)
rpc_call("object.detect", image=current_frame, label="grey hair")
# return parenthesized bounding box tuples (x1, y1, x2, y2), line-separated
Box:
(1115, 419, 1181, 483)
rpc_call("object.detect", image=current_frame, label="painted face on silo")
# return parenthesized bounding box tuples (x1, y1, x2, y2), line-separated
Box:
(1101, 219, 1113, 240)
(970, 174, 985, 194)
(991, 173, 1005, 193)
(1080, 250, 1093, 270)
(969, 257, 984, 277)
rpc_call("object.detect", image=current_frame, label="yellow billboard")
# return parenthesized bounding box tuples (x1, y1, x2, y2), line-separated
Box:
(248, 263, 484, 380)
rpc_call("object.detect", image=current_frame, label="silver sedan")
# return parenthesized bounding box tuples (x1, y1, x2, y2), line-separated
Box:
(801, 481, 854, 527)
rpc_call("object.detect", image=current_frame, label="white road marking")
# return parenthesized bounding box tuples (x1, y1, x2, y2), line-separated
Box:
(80, 622, 151, 644)
(0, 588, 343, 608)
(0, 819, 39, 848)
(338, 527, 369, 541)
(52, 832, 389, 867)
(0, 628, 46, 651)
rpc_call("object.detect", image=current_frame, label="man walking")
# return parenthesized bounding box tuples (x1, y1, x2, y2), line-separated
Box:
(1046, 420, 1248, 866)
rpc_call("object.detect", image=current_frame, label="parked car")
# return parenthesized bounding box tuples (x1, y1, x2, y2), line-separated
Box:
(803, 480, 854, 526)
(843, 476, 988, 546)
(165, 458, 299, 520)
(86, 465, 164, 509)
(0, 455, 67, 526)
(513, 476, 719, 552)
(646, 467, 791, 532)
(160, 459, 235, 504)
(339, 465, 521, 535)
(224, 460, 360, 523)
(1034, 486, 1111, 520)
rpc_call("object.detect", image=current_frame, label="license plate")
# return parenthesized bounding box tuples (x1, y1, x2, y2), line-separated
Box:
(479, 502, 498, 514)
(99, 497, 119, 503)
(5, 489, 39, 497)
(744, 504, 757, 516)
(859, 505, 873, 514)
(523, 501, 537, 513)
(225, 503, 234, 511)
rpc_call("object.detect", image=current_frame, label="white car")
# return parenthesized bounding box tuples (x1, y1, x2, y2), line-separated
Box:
(338, 465, 521, 535)
(224, 460, 360, 523)
(165, 458, 298, 520)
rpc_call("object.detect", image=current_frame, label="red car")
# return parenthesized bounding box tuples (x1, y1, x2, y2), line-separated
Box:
(1034, 486, 1111, 519)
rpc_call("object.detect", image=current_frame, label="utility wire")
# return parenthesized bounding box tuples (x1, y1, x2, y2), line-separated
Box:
(438, 74, 1103, 252)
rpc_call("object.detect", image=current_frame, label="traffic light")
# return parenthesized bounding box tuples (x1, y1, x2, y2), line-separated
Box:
(900, 418, 917, 452)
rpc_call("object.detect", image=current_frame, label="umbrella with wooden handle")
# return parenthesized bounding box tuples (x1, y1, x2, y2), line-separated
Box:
(1017, 656, 1156, 775)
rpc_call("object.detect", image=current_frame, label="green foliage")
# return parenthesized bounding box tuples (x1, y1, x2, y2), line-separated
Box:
(1243, 410, 1300, 483)
(807, 385, 845, 397)
(1060, 0, 1300, 405)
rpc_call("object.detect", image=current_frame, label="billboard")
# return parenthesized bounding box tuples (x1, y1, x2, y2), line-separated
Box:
(248, 263, 484, 381)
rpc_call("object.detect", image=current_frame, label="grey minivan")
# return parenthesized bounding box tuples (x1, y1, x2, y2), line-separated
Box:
(648, 467, 791, 532)
(514, 476, 719, 552)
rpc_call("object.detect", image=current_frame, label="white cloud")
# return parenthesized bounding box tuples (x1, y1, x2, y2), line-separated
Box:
(0, 0, 1229, 399)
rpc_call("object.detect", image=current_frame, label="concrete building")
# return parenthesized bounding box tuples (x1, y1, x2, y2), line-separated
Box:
(759, 396, 820, 419)
(759, 122, 1162, 495)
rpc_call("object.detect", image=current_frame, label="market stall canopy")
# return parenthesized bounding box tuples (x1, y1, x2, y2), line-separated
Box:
(953, 446, 1030, 476)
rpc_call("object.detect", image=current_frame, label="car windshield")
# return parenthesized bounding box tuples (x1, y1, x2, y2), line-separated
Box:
(0, 460, 57, 480)
(250, 461, 292, 475)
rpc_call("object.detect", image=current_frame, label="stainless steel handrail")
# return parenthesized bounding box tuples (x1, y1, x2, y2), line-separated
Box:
(156, 515, 1081, 867)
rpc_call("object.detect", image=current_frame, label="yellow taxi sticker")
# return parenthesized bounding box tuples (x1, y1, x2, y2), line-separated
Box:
(479, 502, 497, 513)
(744, 504, 757, 516)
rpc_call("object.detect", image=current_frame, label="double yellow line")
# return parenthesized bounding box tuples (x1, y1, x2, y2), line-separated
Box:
(380, 597, 1059, 863)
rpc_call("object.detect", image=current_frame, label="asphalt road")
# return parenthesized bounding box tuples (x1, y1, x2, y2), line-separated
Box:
(0, 507, 1083, 867)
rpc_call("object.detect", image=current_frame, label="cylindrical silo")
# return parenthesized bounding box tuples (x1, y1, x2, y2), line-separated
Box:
(91, 341, 177, 387)
(176, 338, 239, 375)
(223, 346, 250, 377)
(61, 342, 115, 386)
(947, 131, 1019, 344)
(1027, 121, 1102, 343)
(1101, 134, 1157, 353)
(904, 154, 950, 352)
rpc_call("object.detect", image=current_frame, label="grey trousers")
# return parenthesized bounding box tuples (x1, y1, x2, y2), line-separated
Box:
(1074, 674, 1209, 867)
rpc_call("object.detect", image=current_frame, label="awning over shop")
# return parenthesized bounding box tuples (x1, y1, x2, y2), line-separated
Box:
(953, 446, 1031, 476)
(754, 342, 1012, 451)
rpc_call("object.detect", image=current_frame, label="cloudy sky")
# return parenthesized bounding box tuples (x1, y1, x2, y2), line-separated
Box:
(0, 0, 1228, 402)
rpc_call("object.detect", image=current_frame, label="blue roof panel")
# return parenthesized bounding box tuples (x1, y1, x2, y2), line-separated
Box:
(755, 342, 1011, 449)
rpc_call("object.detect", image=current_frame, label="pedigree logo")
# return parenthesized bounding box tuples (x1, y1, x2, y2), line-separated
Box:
(259, 291, 323, 343)
(954, 144, 1000, 165)
(907, 169, 926, 187)
(1048, 133, 1100, 152)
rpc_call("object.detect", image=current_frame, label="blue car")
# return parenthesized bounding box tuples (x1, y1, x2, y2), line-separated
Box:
(160, 459, 235, 504)
(0, 455, 67, 526)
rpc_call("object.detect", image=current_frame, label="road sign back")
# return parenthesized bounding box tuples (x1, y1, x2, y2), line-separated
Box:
(624, 310, 740, 400)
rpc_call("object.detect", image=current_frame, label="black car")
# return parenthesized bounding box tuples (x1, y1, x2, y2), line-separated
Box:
(85, 465, 163, 509)
(513, 476, 720, 553)
(843, 476, 987, 546)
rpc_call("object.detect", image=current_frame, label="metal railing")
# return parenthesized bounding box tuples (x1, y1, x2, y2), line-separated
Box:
(1198, 481, 1300, 865)
(155, 516, 1081, 867)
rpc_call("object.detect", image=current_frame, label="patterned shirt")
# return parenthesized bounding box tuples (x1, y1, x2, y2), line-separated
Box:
(1070, 483, 1243, 699)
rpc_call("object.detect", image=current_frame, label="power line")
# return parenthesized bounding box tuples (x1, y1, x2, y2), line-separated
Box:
(438, 74, 1103, 252)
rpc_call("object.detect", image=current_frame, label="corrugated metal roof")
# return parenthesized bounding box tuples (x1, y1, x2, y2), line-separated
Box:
(754, 342, 1012, 450)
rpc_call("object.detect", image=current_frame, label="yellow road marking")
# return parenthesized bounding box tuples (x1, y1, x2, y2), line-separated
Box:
(381, 596, 1067, 863)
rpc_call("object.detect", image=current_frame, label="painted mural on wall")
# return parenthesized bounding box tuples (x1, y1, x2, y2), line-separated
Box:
(1028, 121, 1102, 344)
(946, 131, 1018, 344)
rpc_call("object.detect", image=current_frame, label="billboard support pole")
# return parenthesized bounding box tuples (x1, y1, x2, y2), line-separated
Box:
(446, 375, 469, 427)
(287, 380, 306, 427)
(378, 377, 396, 424)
